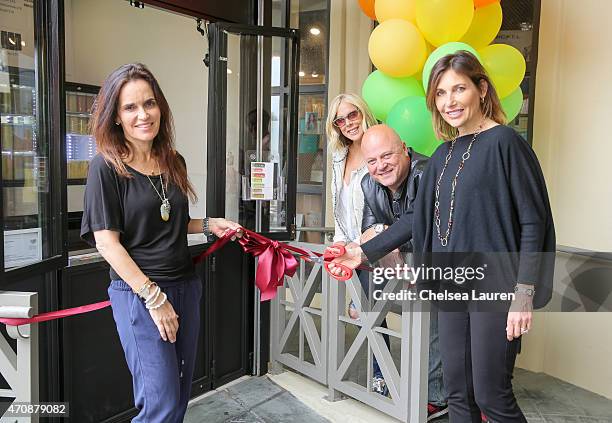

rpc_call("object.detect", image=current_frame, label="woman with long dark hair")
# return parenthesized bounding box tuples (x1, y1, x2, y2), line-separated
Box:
(81, 63, 241, 422)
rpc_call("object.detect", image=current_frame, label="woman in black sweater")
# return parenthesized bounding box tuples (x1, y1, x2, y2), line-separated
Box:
(413, 51, 555, 422)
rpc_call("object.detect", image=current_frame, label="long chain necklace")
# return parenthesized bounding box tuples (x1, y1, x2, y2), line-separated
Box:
(434, 125, 483, 246)
(146, 161, 171, 222)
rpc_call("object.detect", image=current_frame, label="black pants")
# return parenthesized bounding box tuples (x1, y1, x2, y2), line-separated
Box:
(438, 310, 526, 423)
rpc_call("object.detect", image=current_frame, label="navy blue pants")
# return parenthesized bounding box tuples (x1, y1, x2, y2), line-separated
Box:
(108, 275, 202, 423)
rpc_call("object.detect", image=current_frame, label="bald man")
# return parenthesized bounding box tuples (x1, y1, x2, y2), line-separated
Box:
(328, 125, 448, 419)
(360, 124, 427, 253)
(327, 124, 427, 271)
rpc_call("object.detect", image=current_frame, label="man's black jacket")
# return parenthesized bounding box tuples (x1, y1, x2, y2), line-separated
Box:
(360, 148, 428, 262)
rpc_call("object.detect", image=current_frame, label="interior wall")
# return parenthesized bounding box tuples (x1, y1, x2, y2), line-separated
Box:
(65, 0, 209, 217)
(515, 0, 612, 400)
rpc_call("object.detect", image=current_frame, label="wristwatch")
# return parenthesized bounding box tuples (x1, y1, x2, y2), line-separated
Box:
(202, 217, 213, 237)
(373, 223, 385, 234)
(514, 285, 535, 297)
(135, 279, 155, 300)
(360, 248, 369, 264)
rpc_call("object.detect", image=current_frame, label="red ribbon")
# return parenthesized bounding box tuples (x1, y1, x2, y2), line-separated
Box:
(199, 228, 371, 301)
(0, 228, 364, 326)
(0, 300, 112, 326)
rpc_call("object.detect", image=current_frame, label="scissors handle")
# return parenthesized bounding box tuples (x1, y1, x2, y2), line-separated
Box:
(322, 244, 352, 281)
(324, 261, 352, 281)
(324, 244, 346, 259)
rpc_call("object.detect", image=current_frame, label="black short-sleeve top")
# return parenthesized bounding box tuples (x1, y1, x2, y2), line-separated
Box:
(80, 153, 195, 283)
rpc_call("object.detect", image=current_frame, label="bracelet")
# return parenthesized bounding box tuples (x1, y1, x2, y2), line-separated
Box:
(145, 288, 163, 309)
(144, 286, 161, 307)
(514, 285, 535, 297)
(135, 278, 153, 297)
(148, 292, 167, 310)
(202, 217, 212, 237)
(134, 279, 156, 300)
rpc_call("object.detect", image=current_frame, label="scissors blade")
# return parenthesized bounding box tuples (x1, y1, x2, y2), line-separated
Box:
(305, 255, 324, 264)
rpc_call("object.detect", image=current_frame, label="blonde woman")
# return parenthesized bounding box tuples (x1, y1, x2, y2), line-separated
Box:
(326, 93, 377, 247)
(325, 93, 390, 393)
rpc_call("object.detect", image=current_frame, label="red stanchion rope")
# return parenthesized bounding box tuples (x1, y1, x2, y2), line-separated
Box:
(0, 228, 369, 326)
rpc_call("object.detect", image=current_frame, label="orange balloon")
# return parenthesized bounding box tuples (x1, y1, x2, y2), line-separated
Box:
(358, 0, 377, 20)
(474, 0, 499, 7)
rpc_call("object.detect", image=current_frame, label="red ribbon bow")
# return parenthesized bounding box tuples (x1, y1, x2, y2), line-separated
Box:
(236, 230, 299, 301)
(193, 228, 301, 301)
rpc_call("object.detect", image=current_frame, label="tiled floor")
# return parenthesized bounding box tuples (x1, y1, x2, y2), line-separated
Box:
(185, 368, 612, 423)
(185, 376, 330, 423)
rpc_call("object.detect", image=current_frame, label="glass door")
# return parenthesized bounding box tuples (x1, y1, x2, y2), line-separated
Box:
(207, 22, 299, 240)
(206, 21, 299, 379)
(1, 0, 65, 278)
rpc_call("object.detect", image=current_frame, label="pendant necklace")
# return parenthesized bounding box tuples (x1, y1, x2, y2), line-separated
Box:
(434, 124, 483, 246)
(146, 161, 171, 221)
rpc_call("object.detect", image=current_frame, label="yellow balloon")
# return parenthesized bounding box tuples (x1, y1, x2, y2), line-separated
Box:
(415, 41, 435, 80)
(415, 0, 474, 47)
(375, 0, 416, 23)
(479, 44, 526, 98)
(368, 19, 427, 77)
(460, 2, 503, 49)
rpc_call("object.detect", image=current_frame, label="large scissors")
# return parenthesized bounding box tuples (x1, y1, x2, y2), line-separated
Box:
(304, 244, 353, 281)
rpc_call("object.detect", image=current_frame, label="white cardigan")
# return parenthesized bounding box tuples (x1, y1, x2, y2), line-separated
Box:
(330, 147, 368, 244)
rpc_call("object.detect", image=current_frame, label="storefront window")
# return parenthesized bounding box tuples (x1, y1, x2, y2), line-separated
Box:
(291, 0, 327, 86)
(1, 0, 54, 269)
(291, 0, 329, 243)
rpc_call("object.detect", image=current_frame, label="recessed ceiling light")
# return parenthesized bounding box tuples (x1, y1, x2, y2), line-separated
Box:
(309, 27, 321, 36)
(299, 71, 305, 77)
(21, 41, 26, 47)
(227, 69, 233, 74)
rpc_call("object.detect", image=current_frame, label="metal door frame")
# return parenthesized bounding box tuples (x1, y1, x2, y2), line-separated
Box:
(207, 21, 300, 380)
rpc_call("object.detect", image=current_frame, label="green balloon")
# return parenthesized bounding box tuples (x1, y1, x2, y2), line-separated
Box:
(386, 96, 443, 157)
(500, 86, 523, 122)
(362, 70, 425, 121)
(422, 42, 481, 92)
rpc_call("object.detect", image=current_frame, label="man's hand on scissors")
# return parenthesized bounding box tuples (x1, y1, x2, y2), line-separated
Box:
(327, 242, 364, 277)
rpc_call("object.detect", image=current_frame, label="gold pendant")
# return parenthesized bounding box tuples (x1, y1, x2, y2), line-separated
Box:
(160, 200, 171, 221)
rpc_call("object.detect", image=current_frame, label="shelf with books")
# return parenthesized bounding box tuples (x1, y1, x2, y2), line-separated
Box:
(65, 84, 99, 181)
